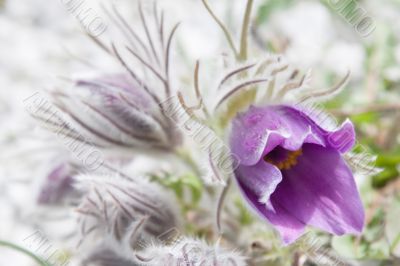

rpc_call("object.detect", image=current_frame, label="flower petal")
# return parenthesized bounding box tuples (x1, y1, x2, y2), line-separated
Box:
(236, 173, 306, 245)
(270, 143, 364, 238)
(230, 105, 355, 166)
(325, 119, 355, 153)
(230, 106, 291, 166)
(235, 162, 308, 244)
(284, 106, 356, 153)
(235, 161, 283, 204)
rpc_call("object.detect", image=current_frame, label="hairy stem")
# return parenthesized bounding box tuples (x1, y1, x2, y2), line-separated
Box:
(239, 0, 254, 61)
(0, 240, 51, 266)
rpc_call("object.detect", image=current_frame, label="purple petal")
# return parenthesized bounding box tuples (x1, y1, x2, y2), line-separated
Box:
(325, 119, 355, 153)
(235, 161, 282, 204)
(236, 173, 306, 245)
(230, 106, 292, 166)
(269, 143, 364, 239)
(230, 105, 355, 166)
(235, 161, 306, 244)
(284, 106, 356, 153)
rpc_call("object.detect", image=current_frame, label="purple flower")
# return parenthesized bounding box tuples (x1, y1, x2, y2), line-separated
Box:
(230, 105, 364, 244)
(51, 74, 181, 150)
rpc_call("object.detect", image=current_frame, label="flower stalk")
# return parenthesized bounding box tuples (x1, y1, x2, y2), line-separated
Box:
(239, 0, 254, 61)
(0, 240, 51, 266)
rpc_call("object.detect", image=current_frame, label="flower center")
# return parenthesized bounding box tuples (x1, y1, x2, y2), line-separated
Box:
(263, 147, 303, 170)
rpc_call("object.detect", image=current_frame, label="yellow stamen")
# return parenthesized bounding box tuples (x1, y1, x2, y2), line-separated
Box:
(264, 149, 302, 170)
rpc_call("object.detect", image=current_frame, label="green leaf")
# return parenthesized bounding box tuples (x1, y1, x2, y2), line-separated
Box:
(179, 173, 203, 204)
(151, 173, 203, 206)
(234, 198, 254, 226)
(350, 112, 379, 124)
(372, 167, 399, 188)
(376, 154, 400, 167)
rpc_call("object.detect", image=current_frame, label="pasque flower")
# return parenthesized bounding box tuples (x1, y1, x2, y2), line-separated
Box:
(50, 73, 181, 151)
(75, 174, 180, 247)
(230, 104, 364, 244)
(42, 3, 182, 153)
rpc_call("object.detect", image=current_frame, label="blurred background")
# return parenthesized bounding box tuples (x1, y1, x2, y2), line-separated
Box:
(1, 0, 400, 265)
